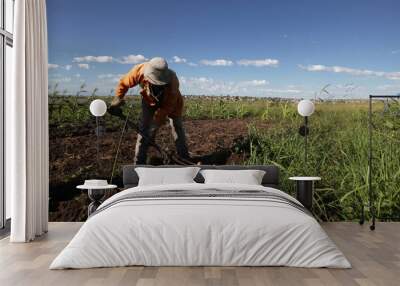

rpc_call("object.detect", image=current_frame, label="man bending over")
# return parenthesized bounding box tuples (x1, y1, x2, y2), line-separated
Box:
(110, 57, 189, 164)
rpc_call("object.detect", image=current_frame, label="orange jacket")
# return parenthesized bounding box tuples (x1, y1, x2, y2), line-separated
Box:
(115, 63, 183, 125)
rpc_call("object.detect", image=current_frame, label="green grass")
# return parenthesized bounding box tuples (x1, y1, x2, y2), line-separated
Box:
(243, 101, 400, 221)
(48, 91, 400, 222)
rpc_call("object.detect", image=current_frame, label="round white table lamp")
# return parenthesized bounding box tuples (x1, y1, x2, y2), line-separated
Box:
(297, 99, 315, 117)
(89, 99, 107, 117)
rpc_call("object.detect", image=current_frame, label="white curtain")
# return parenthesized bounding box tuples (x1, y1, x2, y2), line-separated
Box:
(7, 0, 49, 242)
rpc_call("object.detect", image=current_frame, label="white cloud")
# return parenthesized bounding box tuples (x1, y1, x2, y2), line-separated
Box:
(299, 64, 400, 80)
(261, 88, 301, 94)
(376, 84, 400, 92)
(172, 56, 187, 64)
(72, 54, 148, 65)
(179, 77, 273, 96)
(97, 73, 116, 79)
(73, 56, 113, 63)
(391, 50, 400, 54)
(237, 59, 279, 67)
(48, 63, 59, 69)
(307, 83, 371, 100)
(112, 77, 123, 83)
(300, 64, 326, 72)
(172, 56, 198, 66)
(74, 73, 81, 78)
(238, 80, 269, 86)
(97, 73, 124, 83)
(78, 63, 90, 69)
(197, 58, 280, 68)
(181, 77, 211, 83)
(49, 64, 74, 70)
(117, 54, 147, 64)
(200, 59, 234, 66)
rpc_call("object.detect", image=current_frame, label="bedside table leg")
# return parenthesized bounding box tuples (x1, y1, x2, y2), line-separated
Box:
(87, 189, 106, 216)
(296, 181, 313, 211)
(88, 201, 101, 217)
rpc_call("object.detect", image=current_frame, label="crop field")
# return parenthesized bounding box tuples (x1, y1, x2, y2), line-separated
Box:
(48, 91, 400, 223)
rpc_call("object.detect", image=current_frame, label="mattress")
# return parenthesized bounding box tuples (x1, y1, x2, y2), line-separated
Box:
(50, 183, 351, 269)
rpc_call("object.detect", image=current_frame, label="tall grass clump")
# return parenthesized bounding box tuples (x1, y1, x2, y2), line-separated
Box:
(245, 101, 400, 222)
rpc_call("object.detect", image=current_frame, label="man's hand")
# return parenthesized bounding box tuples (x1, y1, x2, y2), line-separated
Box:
(110, 97, 125, 108)
(108, 97, 125, 117)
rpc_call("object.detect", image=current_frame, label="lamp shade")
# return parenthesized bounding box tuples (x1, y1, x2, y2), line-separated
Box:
(297, 99, 315, 117)
(89, 99, 107, 117)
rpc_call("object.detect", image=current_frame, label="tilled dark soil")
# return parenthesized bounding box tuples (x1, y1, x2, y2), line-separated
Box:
(49, 118, 270, 221)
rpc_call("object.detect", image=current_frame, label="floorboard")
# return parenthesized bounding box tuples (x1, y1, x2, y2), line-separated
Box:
(0, 222, 399, 286)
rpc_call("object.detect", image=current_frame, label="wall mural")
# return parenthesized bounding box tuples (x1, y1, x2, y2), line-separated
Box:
(47, 1, 400, 222)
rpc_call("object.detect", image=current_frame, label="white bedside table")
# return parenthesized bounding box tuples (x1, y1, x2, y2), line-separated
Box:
(77, 184, 117, 216)
(289, 177, 321, 211)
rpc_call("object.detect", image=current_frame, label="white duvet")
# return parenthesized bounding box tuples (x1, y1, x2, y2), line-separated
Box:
(50, 183, 351, 269)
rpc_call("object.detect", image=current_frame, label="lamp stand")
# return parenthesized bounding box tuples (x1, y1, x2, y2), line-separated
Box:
(304, 116, 308, 168)
(96, 116, 100, 170)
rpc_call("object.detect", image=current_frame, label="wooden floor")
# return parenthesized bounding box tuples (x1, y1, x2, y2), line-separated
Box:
(0, 222, 399, 286)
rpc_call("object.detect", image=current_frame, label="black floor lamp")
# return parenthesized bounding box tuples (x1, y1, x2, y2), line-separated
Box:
(297, 99, 315, 167)
(79, 99, 115, 216)
(291, 99, 320, 211)
(89, 99, 107, 170)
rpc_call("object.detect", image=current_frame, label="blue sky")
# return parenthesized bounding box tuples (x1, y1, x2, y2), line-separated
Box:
(47, 0, 400, 98)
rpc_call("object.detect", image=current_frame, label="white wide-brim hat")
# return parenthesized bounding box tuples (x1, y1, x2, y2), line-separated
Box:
(143, 57, 172, 85)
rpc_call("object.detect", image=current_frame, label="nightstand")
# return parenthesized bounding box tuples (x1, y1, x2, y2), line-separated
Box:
(289, 177, 321, 211)
(77, 183, 117, 216)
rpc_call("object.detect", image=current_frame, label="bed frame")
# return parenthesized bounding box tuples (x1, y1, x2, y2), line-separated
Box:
(122, 165, 280, 189)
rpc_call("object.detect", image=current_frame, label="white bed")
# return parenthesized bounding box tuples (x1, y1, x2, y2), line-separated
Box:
(50, 183, 351, 269)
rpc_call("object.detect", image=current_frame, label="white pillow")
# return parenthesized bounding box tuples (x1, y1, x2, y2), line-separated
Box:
(200, 169, 266, 185)
(135, 167, 201, 186)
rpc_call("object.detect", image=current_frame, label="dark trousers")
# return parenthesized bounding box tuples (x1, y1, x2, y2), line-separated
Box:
(134, 100, 189, 164)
